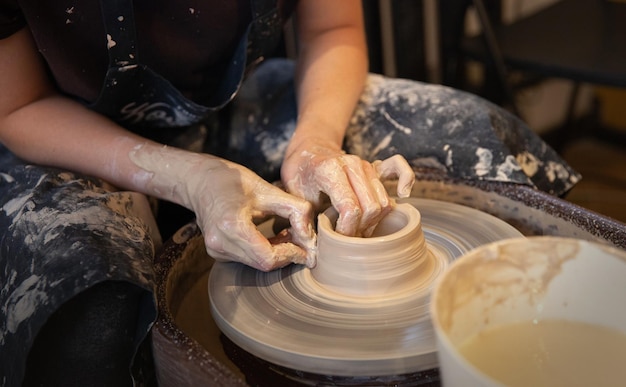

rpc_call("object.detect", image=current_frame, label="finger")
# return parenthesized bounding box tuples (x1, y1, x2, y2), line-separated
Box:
(268, 227, 291, 244)
(362, 222, 380, 238)
(352, 160, 391, 235)
(235, 228, 297, 272)
(252, 183, 318, 267)
(366, 163, 392, 207)
(374, 155, 415, 198)
(267, 228, 309, 267)
(339, 157, 382, 234)
(202, 219, 273, 271)
(253, 181, 313, 230)
(268, 230, 309, 267)
(198, 203, 285, 271)
(311, 160, 362, 236)
(239, 227, 308, 271)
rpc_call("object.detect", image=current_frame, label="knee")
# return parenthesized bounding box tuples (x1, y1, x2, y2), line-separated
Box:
(23, 281, 150, 387)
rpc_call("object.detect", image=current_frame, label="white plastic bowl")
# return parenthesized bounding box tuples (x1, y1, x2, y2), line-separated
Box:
(430, 236, 626, 387)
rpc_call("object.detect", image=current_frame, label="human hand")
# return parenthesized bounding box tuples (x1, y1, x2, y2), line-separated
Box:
(129, 144, 317, 271)
(282, 139, 415, 237)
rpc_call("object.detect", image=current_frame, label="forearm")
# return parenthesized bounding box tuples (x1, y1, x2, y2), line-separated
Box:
(1, 28, 194, 204)
(2, 95, 153, 191)
(288, 0, 368, 155)
(0, 25, 319, 270)
(0, 93, 217, 211)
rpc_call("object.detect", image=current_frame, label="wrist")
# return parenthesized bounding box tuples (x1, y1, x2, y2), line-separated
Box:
(128, 142, 209, 208)
(286, 127, 345, 161)
(288, 113, 345, 152)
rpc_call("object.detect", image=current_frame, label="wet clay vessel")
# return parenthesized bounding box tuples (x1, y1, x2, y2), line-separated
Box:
(312, 203, 429, 298)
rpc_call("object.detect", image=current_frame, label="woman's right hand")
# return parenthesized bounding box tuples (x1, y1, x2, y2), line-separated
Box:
(129, 143, 317, 271)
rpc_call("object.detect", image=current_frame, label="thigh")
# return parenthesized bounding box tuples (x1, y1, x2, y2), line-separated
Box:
(345, 75, 581, 196)
(0, 148, 158, 385)
(22, 281, 151, 387)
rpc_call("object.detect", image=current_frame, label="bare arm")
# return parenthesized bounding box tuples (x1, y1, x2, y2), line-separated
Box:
(0, 28, 148, 189)
(289, 0, 368, 151)
(282, 0, 415, 237)
(0, 28, 316, 270)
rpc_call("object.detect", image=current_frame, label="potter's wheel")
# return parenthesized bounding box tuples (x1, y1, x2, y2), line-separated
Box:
(209, 198, 522, 377)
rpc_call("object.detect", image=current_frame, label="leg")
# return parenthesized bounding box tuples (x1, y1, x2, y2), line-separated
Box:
(22, 281, 149, 387)
(0, 148, 158, 386)
(221, 58, 580, 196)
(345, 74, 581, 196)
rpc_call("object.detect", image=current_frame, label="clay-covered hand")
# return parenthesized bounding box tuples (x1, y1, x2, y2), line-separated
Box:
(130, 144, 317, 271)
(282, 139, 415, 237)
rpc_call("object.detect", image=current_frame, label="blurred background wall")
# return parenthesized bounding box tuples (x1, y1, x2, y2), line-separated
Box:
(360, 0, 626, 222)
(362, 0, 614, 133)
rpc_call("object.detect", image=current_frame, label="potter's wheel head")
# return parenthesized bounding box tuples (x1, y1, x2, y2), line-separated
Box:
(209, 198, 522, 377)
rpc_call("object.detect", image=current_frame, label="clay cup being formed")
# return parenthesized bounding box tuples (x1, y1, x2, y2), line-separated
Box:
(312, 202, 429, 298)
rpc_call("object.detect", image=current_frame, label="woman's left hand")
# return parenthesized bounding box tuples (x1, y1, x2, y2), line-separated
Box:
(282, 138, 415, 237)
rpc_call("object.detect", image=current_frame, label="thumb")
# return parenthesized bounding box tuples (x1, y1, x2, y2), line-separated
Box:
(374, 155, 415, 198)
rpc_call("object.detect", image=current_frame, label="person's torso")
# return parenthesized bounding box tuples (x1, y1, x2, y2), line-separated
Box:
(17, 0, 296, 106)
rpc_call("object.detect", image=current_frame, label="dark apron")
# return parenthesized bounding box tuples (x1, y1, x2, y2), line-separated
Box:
(90, 0, 283, 132)
(0, 1, 287, 386)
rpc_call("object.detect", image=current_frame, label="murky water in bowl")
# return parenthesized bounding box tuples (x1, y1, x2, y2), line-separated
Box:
(458, 319, 626, 387)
